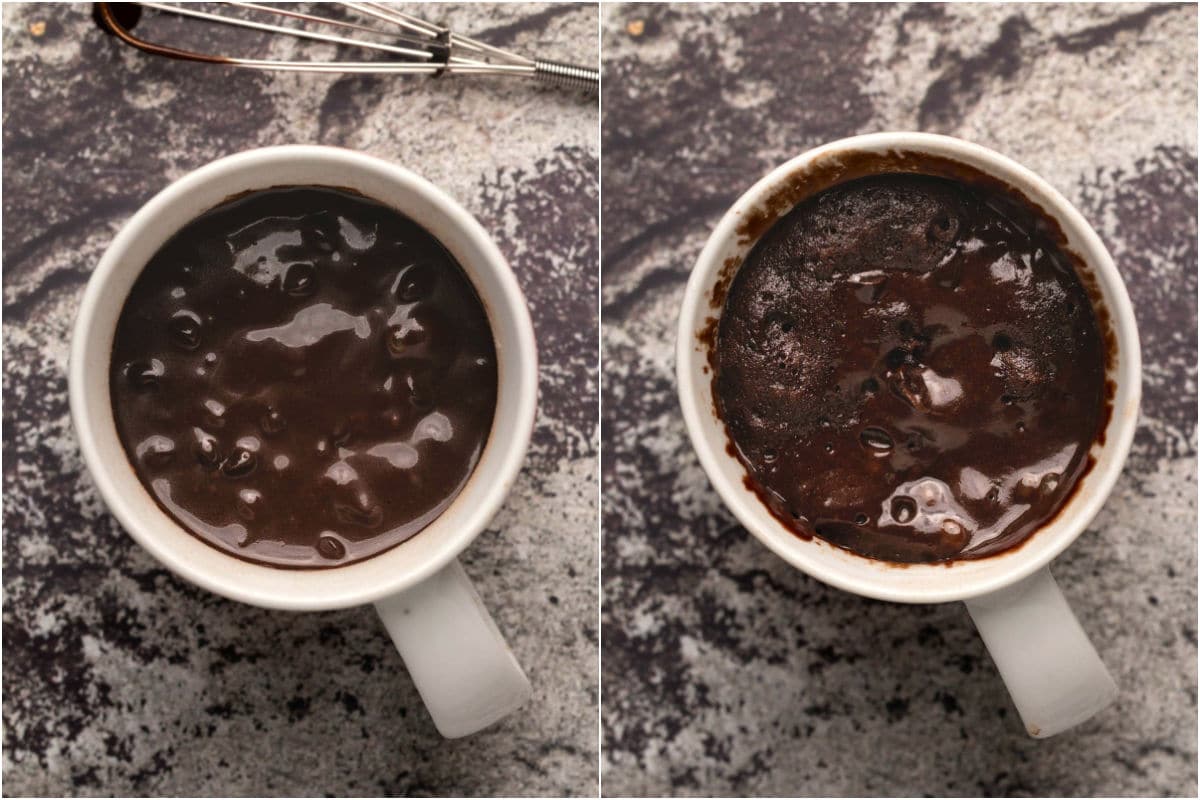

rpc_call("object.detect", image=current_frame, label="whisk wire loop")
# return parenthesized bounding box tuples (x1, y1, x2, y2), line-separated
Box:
(96, 2, 597, 91)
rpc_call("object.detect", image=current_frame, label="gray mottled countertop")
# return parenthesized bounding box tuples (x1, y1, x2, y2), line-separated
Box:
(601, 3, 1196, 797)
(2, 3, 597, 796)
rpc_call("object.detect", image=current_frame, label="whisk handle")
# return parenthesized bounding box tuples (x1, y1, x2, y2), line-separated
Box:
(533, 60, 599, 91)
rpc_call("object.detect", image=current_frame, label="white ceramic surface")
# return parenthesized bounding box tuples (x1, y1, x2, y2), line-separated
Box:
(70, 145, 536, 737)
(676, 132, 1141, 736)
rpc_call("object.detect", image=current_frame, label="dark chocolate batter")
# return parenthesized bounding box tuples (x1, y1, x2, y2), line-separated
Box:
(714, 174, 1107, 563)
(111, 186, 497, 568)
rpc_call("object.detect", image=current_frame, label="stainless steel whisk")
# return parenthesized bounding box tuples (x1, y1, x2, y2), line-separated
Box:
(96, 2, 598, 91)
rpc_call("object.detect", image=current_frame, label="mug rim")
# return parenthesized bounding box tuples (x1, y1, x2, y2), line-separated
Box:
(676, 131, 1142, 604)
(69, 145, 538, 611)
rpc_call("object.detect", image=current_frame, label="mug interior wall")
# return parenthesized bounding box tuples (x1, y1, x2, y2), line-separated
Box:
(73, 149, 533, 610)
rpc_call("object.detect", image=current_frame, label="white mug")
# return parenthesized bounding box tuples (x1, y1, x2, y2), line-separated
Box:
(69, 145, 537, 738)
(676, 132, 1141, 738)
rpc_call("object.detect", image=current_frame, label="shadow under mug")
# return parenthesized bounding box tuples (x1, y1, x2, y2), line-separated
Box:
(69, 145, 537, 738)
(677, 132, 1142, 738)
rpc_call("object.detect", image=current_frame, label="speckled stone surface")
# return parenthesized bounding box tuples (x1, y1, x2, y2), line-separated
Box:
(3, 3, 597, 796)
(601, 4, 1196, 796)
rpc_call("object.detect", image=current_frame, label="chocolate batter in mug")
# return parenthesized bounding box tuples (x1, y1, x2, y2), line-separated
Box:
(714, 173, 1108, 563)
(110, 186, 497, 568)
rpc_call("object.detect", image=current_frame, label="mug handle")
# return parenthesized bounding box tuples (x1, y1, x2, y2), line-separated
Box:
(374, 559, 531, 738)
(964, 566, 1117, 738)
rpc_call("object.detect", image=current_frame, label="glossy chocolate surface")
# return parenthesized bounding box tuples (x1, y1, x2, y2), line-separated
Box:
(715, 174, 1107, 562)
(111, 186, 497, 568)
